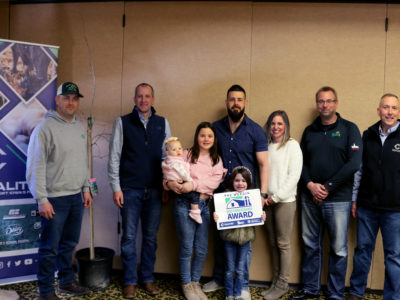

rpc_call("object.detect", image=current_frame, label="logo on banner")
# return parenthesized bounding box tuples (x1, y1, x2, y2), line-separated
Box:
(34, 222, 41, 230)
(3, 208, 26, 220)
(5, 224, 23, 236)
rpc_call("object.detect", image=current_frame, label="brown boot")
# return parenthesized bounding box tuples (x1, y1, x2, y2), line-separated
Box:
(264, 279, 288, 300)
(123, 285, 137, 298)
(261, 276, 278, 298)
(58, 281, 90, 296)
(144, 282, 160, 295)
(182, 282, 197, 300)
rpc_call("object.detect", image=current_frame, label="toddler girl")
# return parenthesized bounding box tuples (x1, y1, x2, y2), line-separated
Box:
(214, 166, 266, 300)
(162, 137, 202, 223)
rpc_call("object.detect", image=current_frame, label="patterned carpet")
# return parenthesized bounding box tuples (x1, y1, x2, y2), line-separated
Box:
(0, 274, 383, 300)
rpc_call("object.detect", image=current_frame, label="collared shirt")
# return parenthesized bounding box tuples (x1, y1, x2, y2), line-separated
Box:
(213, 115, 268, 187)
(352, 121, 400, 202)
(108, 107, 171, 192)
(139, 111, 151, 129)
(379, 122, 400, 144)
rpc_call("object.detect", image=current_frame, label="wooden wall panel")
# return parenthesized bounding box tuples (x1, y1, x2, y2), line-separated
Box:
(0, 0, 9, 39)
(122, 2, 253, 146)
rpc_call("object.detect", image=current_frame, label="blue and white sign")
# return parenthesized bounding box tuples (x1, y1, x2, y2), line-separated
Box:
(0, 39, 58, 284)
(214, 189, 264, 230)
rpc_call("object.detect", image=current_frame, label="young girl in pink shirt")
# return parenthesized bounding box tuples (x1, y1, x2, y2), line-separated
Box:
(165, 122, 226, 300)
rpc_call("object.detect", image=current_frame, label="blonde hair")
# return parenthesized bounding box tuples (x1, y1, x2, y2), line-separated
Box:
(165, 137, 180, 150)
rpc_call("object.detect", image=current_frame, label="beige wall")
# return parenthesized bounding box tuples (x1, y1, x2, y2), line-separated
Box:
(0, 0, 9, 38)
(9, 1, 397, 289)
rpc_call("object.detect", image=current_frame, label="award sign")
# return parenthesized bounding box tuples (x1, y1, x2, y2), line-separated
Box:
(213, 189, 264, 230)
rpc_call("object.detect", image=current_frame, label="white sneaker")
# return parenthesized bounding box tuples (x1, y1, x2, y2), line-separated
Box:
(202, 280, 224, 292)
(240, 289, 252, 300)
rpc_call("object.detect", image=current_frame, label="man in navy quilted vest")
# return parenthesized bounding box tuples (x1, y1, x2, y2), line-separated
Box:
(347, 93, 400, 300)
(108, 83, 171, 299)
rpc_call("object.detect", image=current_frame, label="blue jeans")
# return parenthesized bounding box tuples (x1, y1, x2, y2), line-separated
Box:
(120, 188, 162, 285)
(213, 208, 251, 289)
(301, 195, 351, 299)
(224, 241, 250, 297)
(349, 206, 400, 300)
(174, 194, 210, 284)
(180, 191, 200, 205)
(38, 193, 84, 297)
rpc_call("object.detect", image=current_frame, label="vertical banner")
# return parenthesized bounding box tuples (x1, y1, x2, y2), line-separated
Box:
(0, 39, 58, 284)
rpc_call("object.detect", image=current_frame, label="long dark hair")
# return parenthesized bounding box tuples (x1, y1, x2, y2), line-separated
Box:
(188, 122, 220, 166)
(227, 166, 253, 191)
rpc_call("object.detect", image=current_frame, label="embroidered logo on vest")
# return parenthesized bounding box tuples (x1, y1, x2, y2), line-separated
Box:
(392, 143, 400, 153)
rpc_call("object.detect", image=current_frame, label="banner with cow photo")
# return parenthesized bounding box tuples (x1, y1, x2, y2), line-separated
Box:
(0, 39, 58, 284)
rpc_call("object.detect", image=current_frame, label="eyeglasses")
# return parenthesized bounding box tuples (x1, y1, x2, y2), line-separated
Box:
(316, 99, 337, 105)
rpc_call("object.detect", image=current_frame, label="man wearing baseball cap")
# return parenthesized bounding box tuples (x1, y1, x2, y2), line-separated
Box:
(27, 82, 92, 300)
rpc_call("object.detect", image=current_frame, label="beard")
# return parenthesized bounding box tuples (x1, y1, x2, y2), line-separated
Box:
(227, 107, 245, 122)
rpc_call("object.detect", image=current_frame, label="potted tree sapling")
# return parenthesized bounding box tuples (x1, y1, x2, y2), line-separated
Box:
(74, 36, 114, 290)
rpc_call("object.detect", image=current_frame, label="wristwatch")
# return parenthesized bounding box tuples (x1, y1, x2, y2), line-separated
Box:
(260, 192, 268, 198)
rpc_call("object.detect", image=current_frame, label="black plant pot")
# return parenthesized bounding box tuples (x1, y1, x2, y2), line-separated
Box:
(75, 247, 115, 290)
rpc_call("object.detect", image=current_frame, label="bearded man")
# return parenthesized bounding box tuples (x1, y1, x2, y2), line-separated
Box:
(202, 84, 269, 300)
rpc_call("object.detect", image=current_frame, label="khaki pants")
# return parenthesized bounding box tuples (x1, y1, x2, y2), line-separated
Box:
(264, 201, 296, 283)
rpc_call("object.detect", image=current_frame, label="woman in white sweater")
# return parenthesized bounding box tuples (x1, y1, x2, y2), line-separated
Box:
(261, 110, 303, 300)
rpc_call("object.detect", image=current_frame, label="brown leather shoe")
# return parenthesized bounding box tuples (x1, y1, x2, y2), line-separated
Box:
(123, 285, 137, 298)
(58, 281, 90, 295)
(346, 294, 362, 300)
(144, 282, 160, 295)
